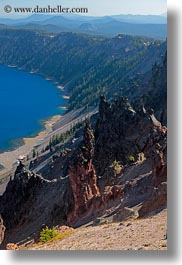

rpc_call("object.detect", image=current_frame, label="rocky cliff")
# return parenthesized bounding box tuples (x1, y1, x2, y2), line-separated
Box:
(0, 161, 74, 247)
(66, 94, 167, 226)
(141, 52, 167, 125)
(0, 93, 167, 248)
(94, 96, 167, 185)
(68, 120, 100, 225)
(0, 161, 45, 230)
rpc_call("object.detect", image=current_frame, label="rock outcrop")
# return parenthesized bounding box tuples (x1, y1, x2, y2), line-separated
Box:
(0, 93, 167, 246)
(112, 207, 138, 222)
(68, 120, 100, 225)
(0, 161, 74, 246)
(95, 96, 167, 186)
(6, 243, 20, 250)
(67, 95, 167, 225)
(0, 215, 5, 245)
(138, 182, 167, 217)
(0, 161, 45, 230)
(95, 95, 137, 177)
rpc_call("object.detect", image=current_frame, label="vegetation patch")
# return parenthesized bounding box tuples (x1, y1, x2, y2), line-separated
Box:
(39, 226, 74, 244)
(45, 120, 84, 152)
(0, 29, 165, 111)
(129, 155, 135, 163)
(40, 226, 59, 243)
(112, 160, 122, 174)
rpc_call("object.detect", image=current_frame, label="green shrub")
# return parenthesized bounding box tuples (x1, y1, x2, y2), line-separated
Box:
(112, 160, 122, 174)
(129, 155, 135, 163)
(40, 226, 59, 243)
(114, 165, 122, 174)
(112, 160, 117, 168)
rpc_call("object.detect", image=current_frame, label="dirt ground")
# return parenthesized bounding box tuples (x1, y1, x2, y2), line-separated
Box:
(27, 209, 167, 251)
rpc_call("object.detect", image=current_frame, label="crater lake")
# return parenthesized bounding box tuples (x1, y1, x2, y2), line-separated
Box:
(0, 65, 67, 152)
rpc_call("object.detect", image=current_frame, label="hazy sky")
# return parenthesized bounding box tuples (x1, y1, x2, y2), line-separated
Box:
(0, 0, 167, 18)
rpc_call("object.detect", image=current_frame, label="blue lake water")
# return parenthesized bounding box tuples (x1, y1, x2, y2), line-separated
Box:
(0, 65, 67, 152)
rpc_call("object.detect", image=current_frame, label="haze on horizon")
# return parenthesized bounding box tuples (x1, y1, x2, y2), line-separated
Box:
(0, 0, 167, 18)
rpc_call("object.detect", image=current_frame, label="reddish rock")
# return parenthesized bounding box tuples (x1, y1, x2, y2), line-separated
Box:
(6, 243, 20, 250)
(68, 163, 100, 224)
(68, 120, 100, 224)
(143, 124, 167, 185)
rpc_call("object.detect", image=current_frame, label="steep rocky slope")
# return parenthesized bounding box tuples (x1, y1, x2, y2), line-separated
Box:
(68, 120, 100, 225)
(0, 161, 74, 247)
(94, 96, 167, 182)
(0, 94, 167, 248)
(142, 52, 167, 124)
(0, 49, 167, 248)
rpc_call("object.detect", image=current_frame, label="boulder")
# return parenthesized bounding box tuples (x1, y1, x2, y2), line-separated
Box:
(6, 243, 20, 250)
(92, 217, 109, 226)
(112, 207, 137, 222)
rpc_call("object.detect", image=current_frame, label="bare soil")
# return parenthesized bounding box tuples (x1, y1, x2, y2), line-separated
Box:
(27, 209, 167, 251)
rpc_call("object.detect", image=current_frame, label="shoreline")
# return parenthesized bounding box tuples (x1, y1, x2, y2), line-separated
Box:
(0, 114, 62, 176)
(0, 64, 70, 176)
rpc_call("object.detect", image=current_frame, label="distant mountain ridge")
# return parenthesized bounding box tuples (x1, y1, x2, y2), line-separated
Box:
(0, 13, 167, 25)
(0, 14, 167, 40)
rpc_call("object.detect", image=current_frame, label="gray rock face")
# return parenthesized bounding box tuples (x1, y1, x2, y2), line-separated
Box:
(0, 162, 74, 245)
(94, 96, 167, 186)
(0, 162, 45, 230)
(138, 182, 167, 217)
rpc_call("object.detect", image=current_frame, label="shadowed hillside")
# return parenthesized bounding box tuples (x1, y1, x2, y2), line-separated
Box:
(0, 29, 166, 110)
